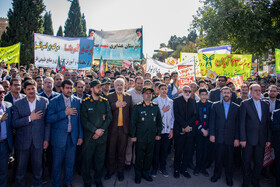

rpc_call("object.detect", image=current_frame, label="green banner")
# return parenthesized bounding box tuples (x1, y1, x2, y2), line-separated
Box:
(198, 53, 252, 79)
(0, 43, 20, 64)
(276, 49, 280, 73)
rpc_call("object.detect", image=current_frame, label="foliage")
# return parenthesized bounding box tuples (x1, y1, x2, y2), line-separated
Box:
(192, 0, 280, 56)
(64, 0, 86, 37)
(43, 11, 53, 35)
(0, 0, 45, 66)
(56, 25, 63, 37)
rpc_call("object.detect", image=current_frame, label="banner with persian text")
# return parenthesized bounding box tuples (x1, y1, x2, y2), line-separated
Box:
(198, 54, 252, 79)
(34, 33, 92, 70)
(90, 28, 143, 60)
(0, 43, 20, 64)
(146, 57, 195, 86)
(197, 45, 232, 54)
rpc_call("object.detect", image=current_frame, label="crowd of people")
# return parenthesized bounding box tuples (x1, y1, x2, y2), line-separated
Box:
(0, 61, 279, 187)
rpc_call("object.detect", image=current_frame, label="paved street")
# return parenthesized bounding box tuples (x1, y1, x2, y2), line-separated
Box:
(8, 153, 276, 187)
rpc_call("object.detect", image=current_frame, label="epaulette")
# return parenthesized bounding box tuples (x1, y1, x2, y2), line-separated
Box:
(152, 102, 158, 105)
(83, 96, 90, 102)
(136, 102, 142, 105)
(100, 96, 108, 101)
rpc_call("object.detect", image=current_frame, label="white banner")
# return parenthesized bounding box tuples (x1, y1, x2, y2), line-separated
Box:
(146, 57, 195, 81)
(34, 33, 93, 70)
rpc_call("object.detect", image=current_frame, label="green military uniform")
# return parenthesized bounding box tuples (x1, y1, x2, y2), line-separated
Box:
(130, 100, 162, 179)
(81, 93, 112, 185)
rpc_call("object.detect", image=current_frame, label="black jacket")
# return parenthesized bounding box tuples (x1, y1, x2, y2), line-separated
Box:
(209, 100, 240, 145)
(195, 100, 212, 135)
(173, 96, 197, 136)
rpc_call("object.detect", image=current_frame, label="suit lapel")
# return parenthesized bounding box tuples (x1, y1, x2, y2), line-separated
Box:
(220, 101, 226, 120)
(227, 102, 233, 120)
(250, 98, 260, 122)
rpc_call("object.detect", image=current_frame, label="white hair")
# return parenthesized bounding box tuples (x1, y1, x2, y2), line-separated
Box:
(114, 78, 125, 87)
(182, 85, 190, 90)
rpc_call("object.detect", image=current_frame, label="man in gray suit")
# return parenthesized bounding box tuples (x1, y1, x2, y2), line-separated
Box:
(12, 79, 49, 187)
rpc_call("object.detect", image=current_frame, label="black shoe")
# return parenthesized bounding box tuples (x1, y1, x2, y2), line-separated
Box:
(226, 177, 233, 186)
(210, 175, 220, 182)
(84, 183, 91, 187)
(181, 170, 191, 178)
(188, 164, 195, 170)
(125, 164, 131, 170)
(104, 172, 114, 180)
(201, 170, 209, 177)
(117, 172, 124, 181)
(193, 170, 199, 176)
(95, 181, 103, 187)
(174, 170, 180, 178)
(252, 183, 260, 187)
(135, 177, 141, 184)
(142, 174, 153, 182)
(242, 184, 249, 187)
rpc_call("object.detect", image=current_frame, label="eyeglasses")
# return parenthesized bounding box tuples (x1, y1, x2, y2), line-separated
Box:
(183, 90, 191, 93)
(218, 79, 226, 82)
(0, 91, 5, 95)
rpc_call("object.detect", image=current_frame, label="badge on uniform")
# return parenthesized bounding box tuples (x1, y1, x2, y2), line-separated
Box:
(88, 108, 94, 111)
(153, 117, 156, 122)
(142, 117, 145, 121)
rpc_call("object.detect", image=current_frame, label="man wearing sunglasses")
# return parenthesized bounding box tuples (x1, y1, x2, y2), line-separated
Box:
(173, 85, 197, 179)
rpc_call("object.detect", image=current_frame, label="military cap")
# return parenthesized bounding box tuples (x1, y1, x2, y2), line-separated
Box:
(101, 77, 111, 85)
(90, 79, 101, 88)
(142, 87, 154, 94)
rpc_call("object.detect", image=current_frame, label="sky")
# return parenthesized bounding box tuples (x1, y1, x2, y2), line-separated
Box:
(0, 0, 202, 57)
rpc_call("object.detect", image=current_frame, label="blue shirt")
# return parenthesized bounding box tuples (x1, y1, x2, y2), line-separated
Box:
(223, 100, 230, 119)
(0, 105, 7, 140)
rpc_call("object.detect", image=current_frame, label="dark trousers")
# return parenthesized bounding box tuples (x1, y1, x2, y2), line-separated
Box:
(135, 141, 155, 178)
(106, 127, 128, 173)
(74, 145, 82, 174)
(51, 135, 76, 187)
(174, 133, 194, 171)
(195, 135, 208, 172)
(82, 138, 106, 184)
(0, 141, 9, 187)
(242, 143, 265, 186)
(15, 144, 43, 187)
(213, 143, 234, 178)
(274, 150, 280, 186)
(152, 134, 170, 171)
(42, 146, 52, 178)
(233, 146, 242, 168)
(206, 141, 215, 167)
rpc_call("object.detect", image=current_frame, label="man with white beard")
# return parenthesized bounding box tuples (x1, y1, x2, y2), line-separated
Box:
(173, 85, 197, 179)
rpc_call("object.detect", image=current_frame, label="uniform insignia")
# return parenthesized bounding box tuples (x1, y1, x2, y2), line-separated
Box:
(100, 96, 108, 101)
(90, 99, 93, 102)
(136, 102, 142, 105)
(83, 96, 90, 102)
(88, 108, 94, 111)
(152, 102, 158, 105)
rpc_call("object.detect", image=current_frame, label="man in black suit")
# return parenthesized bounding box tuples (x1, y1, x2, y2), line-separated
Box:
(173, 85, 197, 179)
(240, 84, 271, 187)
(271, 108, 280, 186)
(4, 78, 25, 104)
(209, 86, 240, 186)
(209, 76, 237, 103)
(262, 85, 280, 113)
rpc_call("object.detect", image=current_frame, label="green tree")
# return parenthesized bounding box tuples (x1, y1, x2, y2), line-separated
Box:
(192, 0, 279, 56)
(0, 0, 45, 66)
(64, 0, 86, 37)
(43, 11, 53, 35)
(56, 25, 63, 37)
(81, 13, 87, 36)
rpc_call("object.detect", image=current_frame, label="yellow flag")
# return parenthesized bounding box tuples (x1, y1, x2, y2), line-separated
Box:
(0, 43, 20, 64)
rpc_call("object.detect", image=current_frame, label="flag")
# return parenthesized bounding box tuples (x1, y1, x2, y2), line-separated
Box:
(123, 60, 132, 68)
(61, 59, 66, 74)
(276, 49, 280, 73)
(56, 56, 61, 72)
(7, 64, 11, 73)
(105, 61, 108, 72)
(99, 56, 104, 77)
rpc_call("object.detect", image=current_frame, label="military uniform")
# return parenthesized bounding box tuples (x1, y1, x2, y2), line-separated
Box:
(81, 95, 112, 186)
(130, 101, 162, 180)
